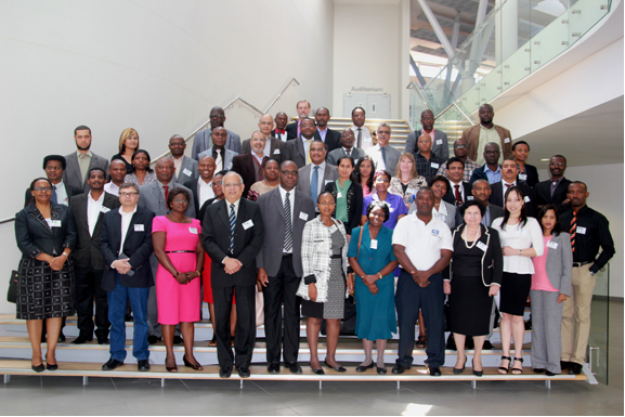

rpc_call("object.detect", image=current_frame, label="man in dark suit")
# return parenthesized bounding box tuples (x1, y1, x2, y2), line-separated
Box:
(240, 114, 284, 163)
(284, 117, 316, 168)
(192, 107, 242, 159)
(272, 112, 296, 142)
(297, 141, 339, 204)
(100, 183, 155, 372)
(326, 129, 364, 166)
(285, 100, 312, 139)
(511, 140, 539, 188)
(313, 107, 340, 152)
(442, 157, 472, 207)
(534, 155, 572, 214)
(489, 158, 536, 216)
(64, 125, 110, 194)
(201, 172, 265, 379)
(69, 168, 121, 344)
(184, 155, 216, 218)
(232, 131, 269, 198)
(257, 160, 316, 374)
(25, 155, 83, 208)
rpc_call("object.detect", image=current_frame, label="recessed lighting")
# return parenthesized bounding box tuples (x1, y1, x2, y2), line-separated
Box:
(540, 158, 550, 162)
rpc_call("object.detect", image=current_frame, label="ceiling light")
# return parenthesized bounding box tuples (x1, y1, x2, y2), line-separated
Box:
(540, 158, 550, 162)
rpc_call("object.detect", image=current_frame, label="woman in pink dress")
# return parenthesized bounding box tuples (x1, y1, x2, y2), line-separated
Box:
(153, 188, 205, 372)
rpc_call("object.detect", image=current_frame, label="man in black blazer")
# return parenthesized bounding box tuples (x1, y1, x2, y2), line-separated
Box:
(99, 183, 155, 372)
(313, 107, 341, 153)
(442, 157, 472, 207)
(511, 140, 539, 188)
(69, 168, 121, 344)
(232, 131, 269, 198)
(489, 158, 536, 216)
(25, 155, 83, 208)
(534, 155, 572, 214)
(257, 161, 316, 375)
(284, 117, 317, 168)
(285, 100, 312, 139)
(201, 172, 265, 379)
(272, 112, 296, 142)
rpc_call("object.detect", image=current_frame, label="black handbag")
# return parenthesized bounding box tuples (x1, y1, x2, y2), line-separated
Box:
(7, 270, 19, 303)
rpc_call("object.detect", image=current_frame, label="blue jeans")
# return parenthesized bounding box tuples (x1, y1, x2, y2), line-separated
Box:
(107, 274, 150, 362)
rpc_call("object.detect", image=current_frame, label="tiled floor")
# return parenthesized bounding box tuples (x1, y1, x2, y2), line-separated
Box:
(1, 301, 622, 416)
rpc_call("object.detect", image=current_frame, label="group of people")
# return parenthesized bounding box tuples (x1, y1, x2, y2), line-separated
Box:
(14, 100, 614, 379)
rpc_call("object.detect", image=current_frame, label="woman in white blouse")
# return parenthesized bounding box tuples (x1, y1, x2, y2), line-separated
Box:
(491, 186, 544, 375)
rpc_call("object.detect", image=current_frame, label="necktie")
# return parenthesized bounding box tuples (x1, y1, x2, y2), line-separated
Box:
(570, 211, 577, 253)
(550, 181, 558, 198)
(454, 184, 463, 205)
(163, 185, 169, 202)
(276, 132, 282, 141)
(284, 192, 293, 252)
(357, 128, 362, 148)
(305, 140, 312, 164)
(345, 148, 351, 157)
(229, 204, 236, 253)
(51, 185, 58, 204)
(310, 166, 319, 203)
(215, 150, 223, 171)
(381, 146, 387, 169)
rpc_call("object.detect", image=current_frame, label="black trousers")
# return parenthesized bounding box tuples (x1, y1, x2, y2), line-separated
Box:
(263, 255, 301, 365)
(396, 270, 445, 368)
(74, 265, 109, 340)
(213, 285, 256, 369)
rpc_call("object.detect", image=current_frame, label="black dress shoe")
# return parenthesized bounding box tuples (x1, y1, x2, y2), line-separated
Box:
(46, 363, 58, 371)
(311, 367, 325, 375)
(482, 340, 494, 350)
(147, 335, 161, 345)
(137, 360, 150, 372)
(546, 371, 557, 377)
(268, 363, 280, 374)
(32, 363, 45, 373)
(429, 366, 442, 377)
(377, 367, 387, 375)
(58, 333, 66, 342)
(173, 335, 183, 345)
(570, 363, 583, 375)
(533, 368, 545, 374)
(237, 366, 251, 378)
(219, 366, 232, 378)
(125, 314, 134, 322)
(356, 362, 375, 373)
(97, 338, 109, 345)
(560, 360, 571, 370)
(71, 336, 92, 344)
(102, 358, 124, 371)
(392, 364, 408, 374)
(286, 363, 302, 374)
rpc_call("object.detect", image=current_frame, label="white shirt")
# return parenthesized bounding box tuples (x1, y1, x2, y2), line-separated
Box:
(351, 125, 373, 151)
(51, 181, 69, 206)
(309, 161, 327, 198)
(87, 192, 104, 236)
(278, 186, 296, 254)
(225, 198, 241, 221)
(104, 182, 120, 196)
(197, 177, 215, 208)
(392, 214, 453, 271)
(366, 144, 387, 170)
(449, 180, 466, 202)
(491, 217, 544, 274)
(433, 201, 448, 223)
(119, 206, 137, 255)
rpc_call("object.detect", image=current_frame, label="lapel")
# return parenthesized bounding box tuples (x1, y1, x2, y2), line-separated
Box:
(218, 199, 230, 230)
(77, 194, 90, 231)
(110, 210, 122, 251)
(554, 178, 569, 198)
(271, 188, 285, 221)
(69, 153, 83, 188)
(300, 165, 311, 195)
(28, 204, 53, 233)
(297, 138, 305, 159)
(236, 198, 248, 231)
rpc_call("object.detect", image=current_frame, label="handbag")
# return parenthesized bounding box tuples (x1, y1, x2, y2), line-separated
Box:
(7, 270, 19, 303)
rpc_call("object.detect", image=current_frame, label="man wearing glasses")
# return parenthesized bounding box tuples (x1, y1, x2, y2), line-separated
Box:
(366, 123, 401, 175)
(405, 109, 449, 160)
(192, 106, 242, 160)
(202, 172, 265, 379)
(436, 139, 481, 183)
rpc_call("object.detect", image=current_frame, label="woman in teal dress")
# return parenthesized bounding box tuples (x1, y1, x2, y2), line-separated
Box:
(348, 201, 398, 374)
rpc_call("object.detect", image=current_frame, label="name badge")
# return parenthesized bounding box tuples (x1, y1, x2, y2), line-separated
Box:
(436, 139, 443, 145)
(547, 241, 559, 249)
(337, 192, 343, 198)
(518, 173, 527, 181)
(389, 207, 394, 213)
(50, 220, 62, 228)
(299, 212, 309, 221)
(273, 149, 281, 154)
(370, 239, 378, 250)
(524, 196, 531, 203)
(183, 168, 192, 177)
(476, 241, 488, 252)
(243, 220, 254, 230)
(431, 162, 440, 169)
(189, 227, 198, 234)
(504, 137, 511, 143)
(134, 224, 144, 232)
(576, 226, 586, 235)
(100, 206, 110, 213)
(431, 229, 440, 238)
(467, 196, 474, 201)
(329, 225, 338, 233)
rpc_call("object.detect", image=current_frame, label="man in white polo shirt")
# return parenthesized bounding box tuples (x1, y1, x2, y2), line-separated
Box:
(392, 187, 453, 377)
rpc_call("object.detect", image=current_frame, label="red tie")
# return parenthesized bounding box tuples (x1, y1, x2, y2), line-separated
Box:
(276, 129, 286, 135)
(163, 185, 169, 202)
(454, 184, 463, 205)
(570, 211, 577, 253)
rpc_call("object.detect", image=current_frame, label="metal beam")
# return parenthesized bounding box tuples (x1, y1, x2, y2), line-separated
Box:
(451, 11, 461, 50)
(415, 0, 455, 58)
(409, 54, 427, 87)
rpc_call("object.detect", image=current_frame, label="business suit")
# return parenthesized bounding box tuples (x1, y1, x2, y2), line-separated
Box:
(366, 144, 401, 176)
(231, 154, 266, 199)
(192, 128, 241, 160)
(201, 198, 265, 370)
(171, 155, 198, 184)
(404, 129, 449, 160)
(285, 121, 300, 139)
(257, 188, 316, 366)
(326, 147, 364, 166)
(461, 124, 513, 162)
(24, 181, 83, 208)
(297, 163, 339, 200)
(240, 137, 285, 164)
(272, 129, 296, 142)
(314, 128, 341, 152)
(64, 151, 110, 193)
(442, 181, 472, 207)
(138, 181, 195, 337)
(284, 137, 313, 168)
(197, 147, 237, 171)
(69, 192, 120, 341)
(100, 206, 155, 362)
(489, 181, 536, 217)
(534, 177, 572, 214)
(518, 163, 539, 188)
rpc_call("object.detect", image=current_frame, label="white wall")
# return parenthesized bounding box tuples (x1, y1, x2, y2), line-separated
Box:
(0, 0, 335, 314)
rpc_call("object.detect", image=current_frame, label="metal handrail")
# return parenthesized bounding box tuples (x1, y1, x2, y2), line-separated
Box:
(406, 82, 430, 108)
(263, 78, 300, 113)
(435, 102, 475, 126)
(0, 217, 15, 225)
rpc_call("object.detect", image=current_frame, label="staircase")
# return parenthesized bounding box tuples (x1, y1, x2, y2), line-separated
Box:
(325, 118, 412, 152)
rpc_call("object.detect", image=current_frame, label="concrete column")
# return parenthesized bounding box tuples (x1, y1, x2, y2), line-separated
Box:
(495, 0, 519, 65)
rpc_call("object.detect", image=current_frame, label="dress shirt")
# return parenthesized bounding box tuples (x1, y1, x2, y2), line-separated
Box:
(225, 198, 241, 221)
(172, 155, 184, 180)
(476, 125, 502, 165)
(414, 152, 445, 183)
(252, 151, 265, 166)
(343, 147, 355, 158)
(374, 145, 387, 171)
(351, 125, 373, 150)
(278, 186, 296, 254)
(317, 128, 328, 143)
(51, 181, 69, 206)
(309, 161, 327, 198)
(119, 206, 137, 256)
(560, 205, 615, 273)
(501, 180, 516, 199)
(392, 214, 453, 271)
(77, 150, 93, 185)
(275, 130, 287, 142)
(103, 182, 120, 196)
(87, 192, 104, 236)
(484, 165, 502, 184)
(491, 217, 544, 274)
(198, 177, 215, 208)
(437, 158, 481, 183)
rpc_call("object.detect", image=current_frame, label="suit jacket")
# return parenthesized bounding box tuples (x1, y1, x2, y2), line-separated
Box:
(366, 144, 401, 175)
(489, 181, 536, 217)
(284, 137, 310, 168)
(192, 128, 241, 160)
(231, 154, 265, 198)
(172, 155, 198, 184)
(296, 163, 339, 198)
(138, 181, 196, 218)
(285, 121, 299, 139)
(197, 147, 237, 171)
(454, 202, 505, 228)
(201, 198, 264, 287)
(404, 129, 449, 160)
(240, 137, 285, 163)
(442, 181, 473, 207)
(256, 188, 316, 277)
(449, 224, 503, 286)
(99, 206, 155, 291)
(272, 129, 296, 142)
(518, 163, 539, 188)
(326, 147, 364, 166)
(469, 164, 498, 184)
(69, 192, 121, 270)
(314, 128, 341, 153)
(64, 151, 110, 193)
(183, 177, 212, 219)
(542, 232, 573, 297)
(15, 203, 77, 259)
(534, 177, 572, 214)
(24, 181, 83, 208)
(461, 124, 513, 162)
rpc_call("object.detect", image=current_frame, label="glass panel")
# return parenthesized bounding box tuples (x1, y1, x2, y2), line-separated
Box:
(530, 7, 570, 72)
(501, 43, 531, 91)
(569, 0, 611, 46)
(589, 262, 610, 385)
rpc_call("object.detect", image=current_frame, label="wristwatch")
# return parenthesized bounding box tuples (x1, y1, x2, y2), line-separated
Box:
(377, 273, 383, 280)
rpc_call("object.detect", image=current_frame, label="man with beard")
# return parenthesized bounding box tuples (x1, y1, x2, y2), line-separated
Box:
(64, 125, 110, 193)
(461, 104, 512, 165)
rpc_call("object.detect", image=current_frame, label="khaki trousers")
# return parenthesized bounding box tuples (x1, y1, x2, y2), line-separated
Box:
(561, 263, 596, 365)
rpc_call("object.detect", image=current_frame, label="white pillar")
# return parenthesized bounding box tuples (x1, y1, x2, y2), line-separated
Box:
(495, 0, 519, 65)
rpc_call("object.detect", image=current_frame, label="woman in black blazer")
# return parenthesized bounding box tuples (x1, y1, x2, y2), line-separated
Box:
(324, 156, 363, 239)
(512, 141, 539, 188)
(444, 200, 503, 376)
(15, 178, 77, 372)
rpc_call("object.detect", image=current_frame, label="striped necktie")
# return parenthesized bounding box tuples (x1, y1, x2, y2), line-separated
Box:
(229, 204, 236, 253)
(284, 192, 293, 252)
(570, 211, 577, 253)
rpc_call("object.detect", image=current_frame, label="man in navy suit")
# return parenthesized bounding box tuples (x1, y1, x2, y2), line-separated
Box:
(99, 183, 155, 372)
(313, 107, 340, 153)
(443, 157, 472, 207)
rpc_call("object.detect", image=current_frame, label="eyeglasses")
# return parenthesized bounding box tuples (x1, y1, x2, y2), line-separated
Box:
(223, 183, 243, 188)
(34, 187, 52, 192)
(120, 192, 138, 197)
(377, 130, 391, 135)
(280, 170, 298, 176)
(213, 181, 223, 186)
(454, 144, 468, 149)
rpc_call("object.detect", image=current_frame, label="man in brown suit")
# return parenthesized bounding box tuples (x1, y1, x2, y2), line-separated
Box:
(461, 104, 512, 165)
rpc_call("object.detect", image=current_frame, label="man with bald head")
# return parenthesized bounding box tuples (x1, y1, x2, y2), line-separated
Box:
(104, 159, 127, 196)
(184, 155, 216, 217)
(197, 126, 238, 171)
(240, 114, 284, 163)
(461, 104, 512, 164)
(284, 117, 317, 168)
(272, 112, 296, 142)
(192, 106, 242, 160)
(313, 107, 340, 152)
(405, 109, 449, 160)
(436, 139, 481, 182)
(286, 100, 312, 139)
(327, 129, 364, 166)
(168, 134, 198, 184)
(414, 133, 445, 183)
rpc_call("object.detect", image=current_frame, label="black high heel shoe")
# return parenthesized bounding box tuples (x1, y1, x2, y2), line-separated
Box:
(311, 367, 325, 375)
(324, 359, 346, 373)
(183, 355, 203, 371)
(165, 356, 178, 373)
(453, 357, 467, 375)
(472, 359, 483, 377)
(498, 356, 511, 375)
(46, 363, 58, 371)
(31, 363, 44, 373)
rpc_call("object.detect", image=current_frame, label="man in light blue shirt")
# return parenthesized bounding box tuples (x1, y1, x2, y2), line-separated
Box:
(469, 142, 502, 185)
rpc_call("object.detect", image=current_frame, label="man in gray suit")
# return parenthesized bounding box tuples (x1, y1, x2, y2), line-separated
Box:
(240, 114, 284, 163)
(168, 134, 198, 184)
(404, 109, 449, 160)
(198, 127, 237, 171)
(138, 158, 195, 343)
(64, 125, 110, 193)
(257, 160, 316, 375)
(297, 141, 339, 206)
(366, 123, 401, 175)
(284, 117, 317, 168)
(327, 129, 364, 166)
(192, 107, 241, 159)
